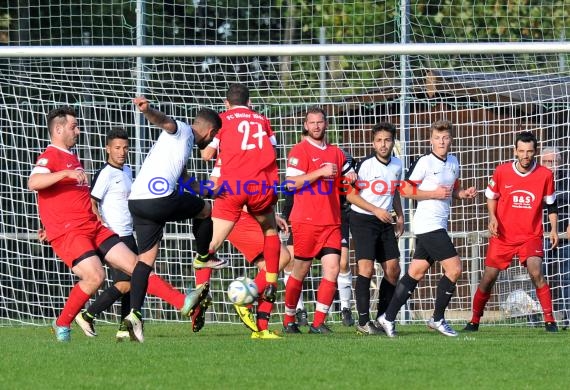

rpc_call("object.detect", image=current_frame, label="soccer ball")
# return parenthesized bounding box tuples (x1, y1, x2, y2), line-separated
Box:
(227, 277, 258, 306)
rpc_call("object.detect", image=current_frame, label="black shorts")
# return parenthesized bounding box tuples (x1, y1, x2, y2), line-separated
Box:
(413, 229, 458, 265)
(129, 191, 206, 253)
(349, 211, 399, 262)
(109, 234, 138, 283)
(340, 205, 350, 248)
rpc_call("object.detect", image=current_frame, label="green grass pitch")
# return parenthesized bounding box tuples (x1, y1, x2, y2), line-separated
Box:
(1, 323, 567, 389)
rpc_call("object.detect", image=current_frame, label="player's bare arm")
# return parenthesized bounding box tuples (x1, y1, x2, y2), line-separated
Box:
(28, 169, 88, 191)
(133, 96, 177, 134)
(346, 191, 393, 224)
(487, 198, 499, 238)
(344, 170, 358, 184)
(547, 207, 559, 250)
(200, 145, 217, 161)
(398, 181, 452, 200)
(275, 215, 289, 233)
(453, 184, 477, 199)
(90, 198, 104, 223)
(37, 228, 48, 242)
(286, 164, 337, 191)
(393, 190, 405, 238)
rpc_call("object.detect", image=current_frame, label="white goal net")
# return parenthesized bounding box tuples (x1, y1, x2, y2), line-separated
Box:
(1, 1, 569, 327)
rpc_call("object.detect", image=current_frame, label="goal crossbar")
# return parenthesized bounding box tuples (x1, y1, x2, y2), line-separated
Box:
(2, 42, 570, 58)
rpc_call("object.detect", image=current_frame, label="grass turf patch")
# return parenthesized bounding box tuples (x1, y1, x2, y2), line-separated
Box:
(1, 323, 567, 389)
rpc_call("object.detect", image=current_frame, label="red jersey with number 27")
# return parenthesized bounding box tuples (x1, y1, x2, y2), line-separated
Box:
(217, 106, 278, 188)
(31, 145, 95, 240)
(485, 161, 555, 244)
(286, 139, 347, 226)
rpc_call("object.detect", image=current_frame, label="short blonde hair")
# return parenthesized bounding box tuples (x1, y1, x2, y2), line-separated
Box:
(431, 119, 453, 136)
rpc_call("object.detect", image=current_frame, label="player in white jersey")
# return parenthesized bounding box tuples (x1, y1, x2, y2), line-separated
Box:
(78, 128, 136, 340)
(376, 119, 477, 337)
(69, 128, 208, 340)
(124, 96, 223, 342)
(346, 122, 403, 335)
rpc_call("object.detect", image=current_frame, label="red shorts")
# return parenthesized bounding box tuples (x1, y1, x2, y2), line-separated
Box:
(213, 183, 277, 222)
(50, 220, 117, 268)
(485, 236, 544, 270)
(227, 212, 264, 263)
(291, 222, 341, 260)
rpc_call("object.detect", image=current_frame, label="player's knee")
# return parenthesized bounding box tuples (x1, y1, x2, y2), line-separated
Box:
(445, 265, 462, 281)
(323, 263, 340, 279)
(384, 263, 401, 284)
(114, 281, 131, 294)
(529, 272, 546, 288)
(84, 268, 106, 290)
(357, 260, 374, 278)
(196, 202, 211, 219)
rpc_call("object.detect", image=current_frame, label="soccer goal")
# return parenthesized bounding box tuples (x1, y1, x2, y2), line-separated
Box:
(1, 1, 570, 327)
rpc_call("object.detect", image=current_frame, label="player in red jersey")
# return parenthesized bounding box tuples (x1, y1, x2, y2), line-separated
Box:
(197, 158, 291, 335)
(29, 106, 206, 342)
(200, 84, 282, 339)
(464, 131, 559, 332)
(282, 106, 355, 334)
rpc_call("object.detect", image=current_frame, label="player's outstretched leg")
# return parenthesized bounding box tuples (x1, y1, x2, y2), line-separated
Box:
(181, 283, 210, 317)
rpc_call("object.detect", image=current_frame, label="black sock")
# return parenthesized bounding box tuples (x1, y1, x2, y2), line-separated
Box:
(433, 275, 456, 321)
(120, 290, 131, 321)
(130, 261, 153, 312)
(193, 217, 213, 257)
(384, 273, 418, 322)
(376, 278, 396, 318)
(355, 275, 371, 326)
(87, 285, 122, 317)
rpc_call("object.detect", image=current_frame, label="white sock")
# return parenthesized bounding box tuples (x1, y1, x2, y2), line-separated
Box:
(337, 270, 353, 309)
(283, 270, 290, 286)
(297, 294, 305, 311)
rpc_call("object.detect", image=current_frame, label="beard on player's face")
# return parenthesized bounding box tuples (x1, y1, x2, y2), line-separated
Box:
(196, 138, 210, 150)
(517, 155, 535, 167)
(308, 128, 325, 141)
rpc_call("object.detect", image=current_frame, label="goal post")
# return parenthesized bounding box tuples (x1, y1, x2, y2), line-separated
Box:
(2, 0, 570, 328)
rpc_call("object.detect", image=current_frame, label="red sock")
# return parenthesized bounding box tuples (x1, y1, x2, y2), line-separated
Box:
(313, 278, 337, 327)
(254, 269, 271, 330)
(257, 300, 274, 331)
(470, 288, 491, 324)
(284, 276, 303, 326)
(57, 284, 90, 327)
(147, 274, 185, 310)
(536, 284, 555, 322)
(254, 269, 268, 294)
(195, 268, 212, 287)
(263, 234, 280, 282)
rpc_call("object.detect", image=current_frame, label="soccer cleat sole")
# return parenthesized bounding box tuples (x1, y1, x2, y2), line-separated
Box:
(181, 283, 210, 317)
(192, 296, 212, 333)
